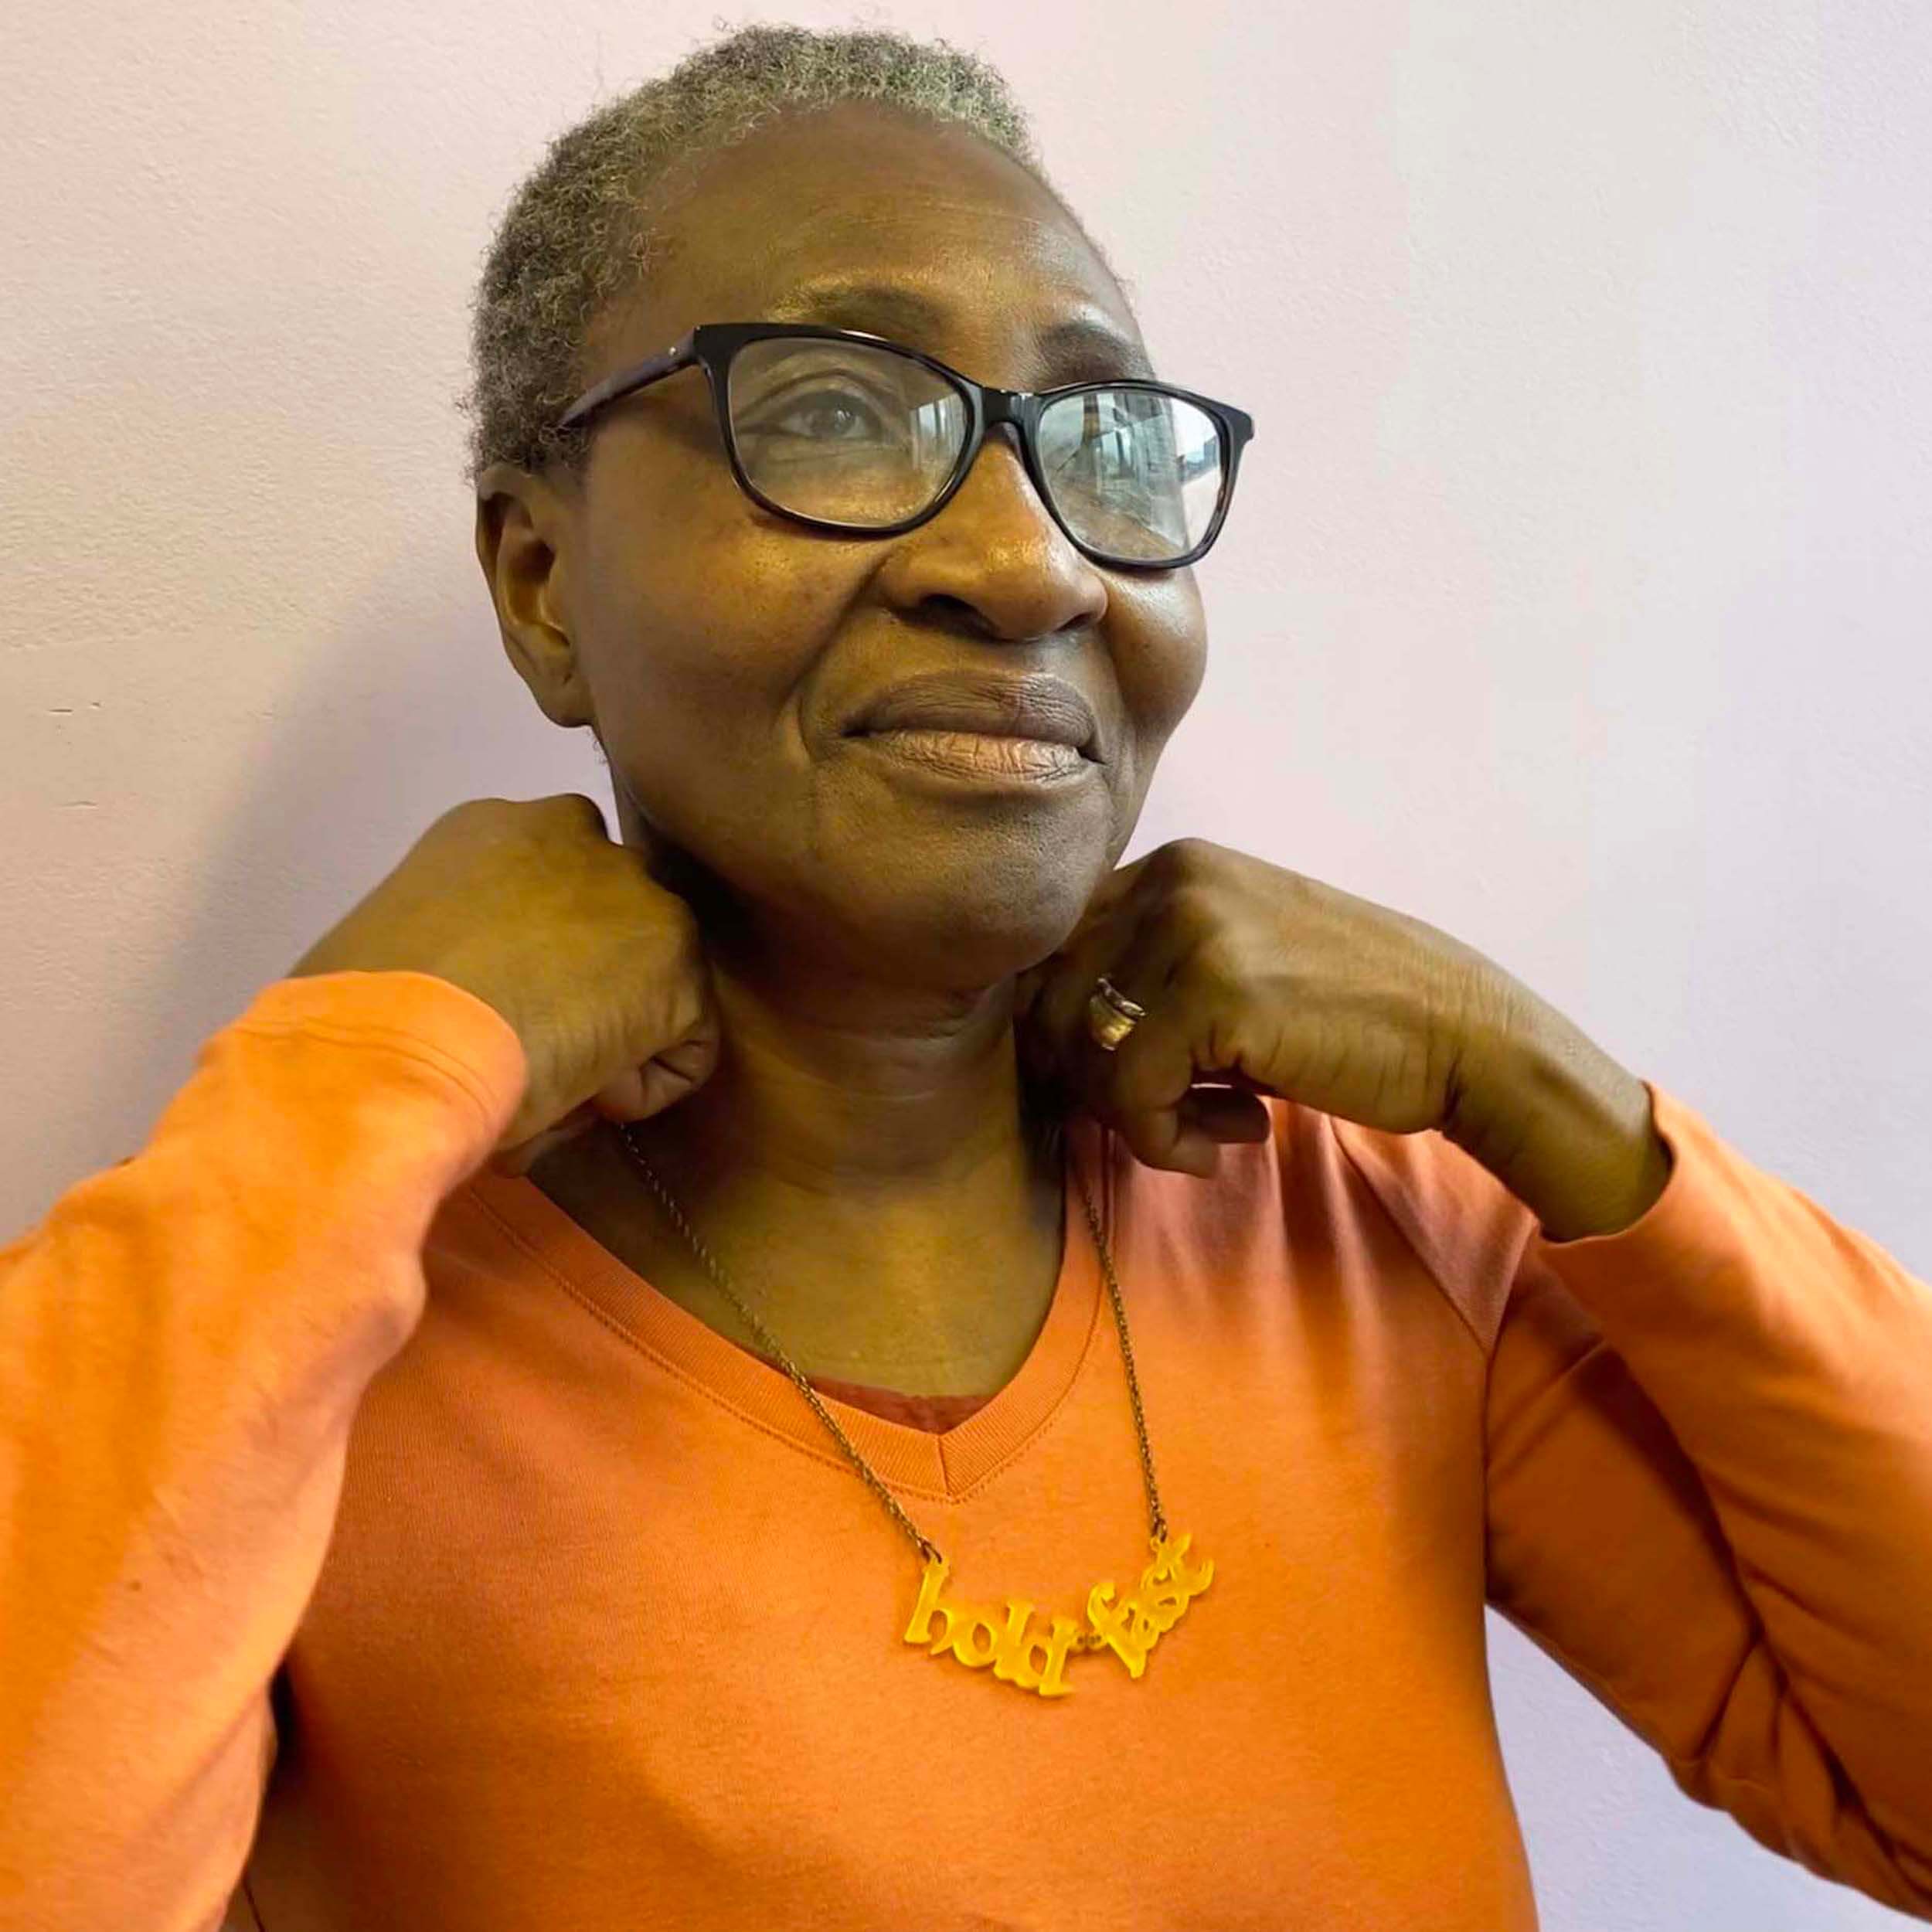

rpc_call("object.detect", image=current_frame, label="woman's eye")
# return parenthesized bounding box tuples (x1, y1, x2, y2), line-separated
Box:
(760, 388, 889, 442)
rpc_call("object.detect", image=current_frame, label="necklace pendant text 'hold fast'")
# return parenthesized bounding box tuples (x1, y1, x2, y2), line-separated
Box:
(903, 1532, 1214, 1698)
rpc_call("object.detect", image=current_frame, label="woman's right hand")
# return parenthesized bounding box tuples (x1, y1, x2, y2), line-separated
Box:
(286, 794, 722, 1176)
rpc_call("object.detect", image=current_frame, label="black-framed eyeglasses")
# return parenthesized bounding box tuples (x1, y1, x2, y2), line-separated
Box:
(553, 321, 1255, 570)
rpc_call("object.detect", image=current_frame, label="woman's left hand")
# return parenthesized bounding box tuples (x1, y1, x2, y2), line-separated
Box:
(1013, 838, 1672, 1240)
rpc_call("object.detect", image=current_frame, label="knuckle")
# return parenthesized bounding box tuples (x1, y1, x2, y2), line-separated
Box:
(549, 791, 609, 831)
(430, 796, 499, 836)
(1188, 927, 1242, 986)
(1168, 876, 1221, 926)
(1151, 837, 1225, 899)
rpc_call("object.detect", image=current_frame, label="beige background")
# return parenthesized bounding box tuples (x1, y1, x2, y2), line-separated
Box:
(4, 3, 1929, 1924)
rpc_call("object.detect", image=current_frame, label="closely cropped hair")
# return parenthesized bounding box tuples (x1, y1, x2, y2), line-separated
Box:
(456, 23, 1053, 490)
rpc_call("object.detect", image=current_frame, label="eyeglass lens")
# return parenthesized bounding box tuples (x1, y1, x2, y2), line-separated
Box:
(723, 336, 1225, 563)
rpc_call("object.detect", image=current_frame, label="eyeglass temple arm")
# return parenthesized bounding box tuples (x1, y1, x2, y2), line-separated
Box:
(556, 331, 700, 433)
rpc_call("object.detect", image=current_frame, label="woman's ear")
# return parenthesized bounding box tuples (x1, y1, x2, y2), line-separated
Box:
(474, 463, 595, 729)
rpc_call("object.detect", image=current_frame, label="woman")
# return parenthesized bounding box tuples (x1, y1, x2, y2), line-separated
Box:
(5, 25, 1930, 1931)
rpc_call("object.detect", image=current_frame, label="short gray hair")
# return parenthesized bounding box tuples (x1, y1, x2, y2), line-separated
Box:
(456, 24, 1062, 491)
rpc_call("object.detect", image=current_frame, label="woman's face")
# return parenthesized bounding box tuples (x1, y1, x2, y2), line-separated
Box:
(504, 102, 1209, 992)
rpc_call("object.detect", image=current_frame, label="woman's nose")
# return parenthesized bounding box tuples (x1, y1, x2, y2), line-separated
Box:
(874, 430, 1110, 641)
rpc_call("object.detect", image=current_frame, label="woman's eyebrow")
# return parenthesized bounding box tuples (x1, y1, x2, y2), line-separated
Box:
(763, 280, 1156, 383)
(1038, 315, 1158, 383)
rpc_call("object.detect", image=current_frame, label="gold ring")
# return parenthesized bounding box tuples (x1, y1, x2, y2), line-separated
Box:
(1086, 975, 1147, 1053)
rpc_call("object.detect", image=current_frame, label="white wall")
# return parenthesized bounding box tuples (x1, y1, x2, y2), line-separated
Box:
(5, 3, 1928, 1924)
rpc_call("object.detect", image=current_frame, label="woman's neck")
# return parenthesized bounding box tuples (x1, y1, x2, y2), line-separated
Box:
(524, 988, 1077, 1392)
(529, 1097, 1070, 1395)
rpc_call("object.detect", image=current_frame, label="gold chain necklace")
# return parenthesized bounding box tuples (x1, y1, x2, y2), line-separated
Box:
(612, 1111, 1214, 1699)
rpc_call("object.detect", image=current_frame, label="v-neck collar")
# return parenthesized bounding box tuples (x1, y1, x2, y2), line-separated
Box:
(456, 1111, 1117, 1501)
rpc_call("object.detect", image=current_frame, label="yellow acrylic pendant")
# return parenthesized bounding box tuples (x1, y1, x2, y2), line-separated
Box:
(901, 1532, 1214, 1698)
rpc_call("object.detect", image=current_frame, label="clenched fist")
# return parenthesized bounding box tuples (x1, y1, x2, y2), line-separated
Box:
(288, 794, 722, 1175)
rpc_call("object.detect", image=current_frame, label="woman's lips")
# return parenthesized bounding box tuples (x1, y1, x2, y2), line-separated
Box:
(852, 727, 1093, 784)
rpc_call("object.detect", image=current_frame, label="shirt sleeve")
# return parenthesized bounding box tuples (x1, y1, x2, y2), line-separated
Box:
(0, 970, 527, 1932)
(1482, 1080, 1932, 1920)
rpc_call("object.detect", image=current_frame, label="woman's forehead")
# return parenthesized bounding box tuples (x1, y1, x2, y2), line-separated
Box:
(628, 108, 1143, 381)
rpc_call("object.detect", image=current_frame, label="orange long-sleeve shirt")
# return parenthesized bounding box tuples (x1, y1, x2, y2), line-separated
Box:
(3, 968, 1930, 1930)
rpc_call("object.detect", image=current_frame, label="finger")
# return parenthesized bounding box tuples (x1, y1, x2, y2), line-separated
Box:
(1019, 852, 1156, 1037)
(1060, 892, 1192, 1086)
(1097, 1003, 1220, 1174)
(1024, 902, 1144, 1080)
(589, 1068, 652, 1121)
(634, 1046, 715, 1119)
(1063, 918, 1226, 1173)
(1179, 1086, 1274, 1143)
(592, 1031, 721, 1125)
(489, 1100, 601, 1177)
